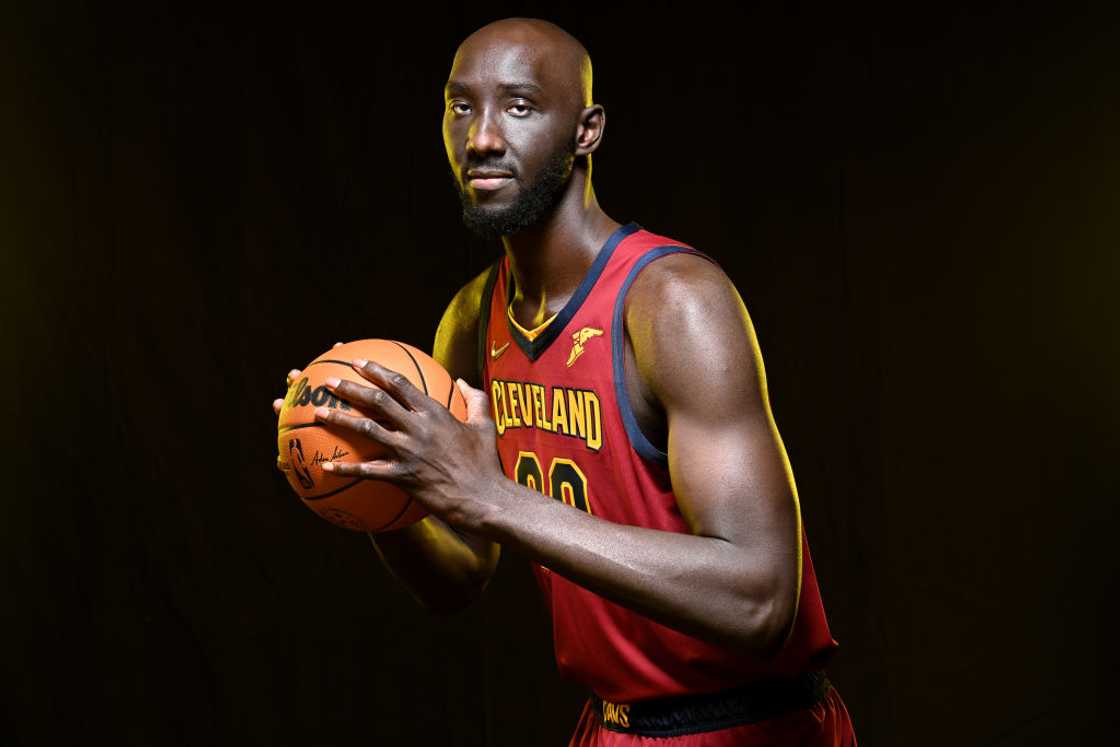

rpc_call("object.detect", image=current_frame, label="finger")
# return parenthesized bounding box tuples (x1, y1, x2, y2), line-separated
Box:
(350, 358, 433, 413)
(321, 459, 406, 480)
(333, 341, 344, 348)
(273, 398, 283, 415)
(314, 405, 403, 448)
(286, 368, 302, 386)
(324, 377, 410, 428)
(456, 378, 492, 426)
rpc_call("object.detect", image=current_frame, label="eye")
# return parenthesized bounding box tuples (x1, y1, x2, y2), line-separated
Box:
(509, 101, 534, 116)
(448, 101, 470, 115)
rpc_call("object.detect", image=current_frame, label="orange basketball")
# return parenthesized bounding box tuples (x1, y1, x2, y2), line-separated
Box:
(276, 339, 468, 532)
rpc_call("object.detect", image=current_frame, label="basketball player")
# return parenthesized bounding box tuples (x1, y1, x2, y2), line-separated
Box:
(273, 17, 857, 745)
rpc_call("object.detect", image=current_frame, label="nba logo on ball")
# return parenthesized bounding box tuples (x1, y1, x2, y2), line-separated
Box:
(276, 339, 468, 532)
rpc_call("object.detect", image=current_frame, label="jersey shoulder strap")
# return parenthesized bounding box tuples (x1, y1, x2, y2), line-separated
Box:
(475, 257, 502, 385)
(611, 244, 720, 465)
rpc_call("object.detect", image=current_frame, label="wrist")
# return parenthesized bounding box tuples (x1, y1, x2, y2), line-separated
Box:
(453, 469, 509, 536)
(471, 473, 554, 545)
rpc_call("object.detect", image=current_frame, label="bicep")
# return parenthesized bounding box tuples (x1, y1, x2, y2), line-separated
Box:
(430, 265, 502, 567)
(433, 264, 492, 388)
(432, 310, 477, 387)
(628, 255, 801, 586)
(667, 401, 796, 552)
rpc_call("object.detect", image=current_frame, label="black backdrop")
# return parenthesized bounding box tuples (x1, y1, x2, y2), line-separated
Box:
(6, 2, 1118, 745)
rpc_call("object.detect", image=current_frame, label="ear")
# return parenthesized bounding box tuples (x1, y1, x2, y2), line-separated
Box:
(575, 104, 606, 157)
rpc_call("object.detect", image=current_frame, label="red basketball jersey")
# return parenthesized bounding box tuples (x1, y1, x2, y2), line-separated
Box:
(477, 221, 839, 703)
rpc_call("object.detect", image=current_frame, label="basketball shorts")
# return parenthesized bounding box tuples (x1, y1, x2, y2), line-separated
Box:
(567, 671, 857, 746)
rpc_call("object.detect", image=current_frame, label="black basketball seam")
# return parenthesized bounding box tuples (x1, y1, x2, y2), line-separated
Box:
(299, 345, 424, 530)
(302, 477, 364, 501)
(445, 379, 455, 408)
(390, 341, 429, 395)
(306, 359, 363, 368)
(373, 497, 414, 532)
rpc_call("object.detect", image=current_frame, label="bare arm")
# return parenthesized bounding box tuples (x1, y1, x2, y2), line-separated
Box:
(272, 267, 501, 614)
(314, 253, 801, 653)
(368, 267, 500, 613)
(473, 253, 801, 654)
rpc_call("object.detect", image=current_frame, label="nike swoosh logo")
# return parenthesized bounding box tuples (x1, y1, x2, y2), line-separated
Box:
(491, 341, 511, 359)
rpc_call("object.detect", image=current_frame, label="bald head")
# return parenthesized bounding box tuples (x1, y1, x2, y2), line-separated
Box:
(442, 18, 607, 240)
(453, 17, 593, 113)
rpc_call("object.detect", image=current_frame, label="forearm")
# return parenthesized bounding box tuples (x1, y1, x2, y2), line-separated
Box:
(472, 476, 790, 655)
(370, 514, 499, 614)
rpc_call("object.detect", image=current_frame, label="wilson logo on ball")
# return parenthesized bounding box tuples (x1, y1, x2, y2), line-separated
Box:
(286, 377, 353, 411)
(277, 338, 468, 534)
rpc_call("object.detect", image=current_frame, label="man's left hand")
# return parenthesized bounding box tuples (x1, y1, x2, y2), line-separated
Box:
(315, 358, 502, 530)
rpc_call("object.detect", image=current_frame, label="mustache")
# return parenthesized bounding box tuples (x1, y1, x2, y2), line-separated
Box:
(463, 165, 515, 177)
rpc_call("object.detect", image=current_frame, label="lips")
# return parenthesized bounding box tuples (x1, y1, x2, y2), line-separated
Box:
(466, 170, 513, 191)
(469, 176, 513, 191)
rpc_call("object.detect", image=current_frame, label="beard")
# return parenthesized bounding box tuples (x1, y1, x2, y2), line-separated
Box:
(453, 140, 576, 241)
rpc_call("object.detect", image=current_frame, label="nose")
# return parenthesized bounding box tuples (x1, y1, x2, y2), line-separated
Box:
(466, 106, 506, 159)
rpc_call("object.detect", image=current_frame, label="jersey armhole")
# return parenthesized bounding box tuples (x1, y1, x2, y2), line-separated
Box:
(475, 258, 502, 385)
(610, 246, 721, 467)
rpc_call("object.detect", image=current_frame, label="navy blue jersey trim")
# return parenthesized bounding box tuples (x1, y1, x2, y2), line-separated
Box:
(476, 259, 501, 385)
(611, 245, 718, 466)
(507, 221, 641, 361)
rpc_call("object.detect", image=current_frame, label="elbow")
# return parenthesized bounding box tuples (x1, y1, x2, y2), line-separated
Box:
(755, 594, 798, 659)
(726, 581, 798, 658)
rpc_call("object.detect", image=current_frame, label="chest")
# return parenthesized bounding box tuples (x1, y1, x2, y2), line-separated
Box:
(485, 299, 667, 465)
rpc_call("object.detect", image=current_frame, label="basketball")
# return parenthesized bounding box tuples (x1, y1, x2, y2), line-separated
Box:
(276, 339, 468, 533)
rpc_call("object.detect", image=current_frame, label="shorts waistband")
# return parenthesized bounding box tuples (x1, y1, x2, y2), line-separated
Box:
(589, 670, 832, 737)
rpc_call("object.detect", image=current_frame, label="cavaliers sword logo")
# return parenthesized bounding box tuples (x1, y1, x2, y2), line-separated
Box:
(566, 327, 603, 367)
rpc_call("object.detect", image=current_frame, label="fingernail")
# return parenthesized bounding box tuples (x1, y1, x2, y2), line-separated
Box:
(352, 358, 368, 368)
(324, 376, 340, 388)
(314, 406, 329, 418)
(322, 462, 335, 471)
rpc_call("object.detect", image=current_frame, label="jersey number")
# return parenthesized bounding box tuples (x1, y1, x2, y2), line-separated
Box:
(514, 451, 593, 514)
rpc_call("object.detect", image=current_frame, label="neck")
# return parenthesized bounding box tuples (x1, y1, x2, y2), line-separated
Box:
(502, 167, 622, 326)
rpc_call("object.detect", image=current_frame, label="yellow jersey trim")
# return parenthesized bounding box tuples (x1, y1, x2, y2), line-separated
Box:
(507, 303, 559, 341)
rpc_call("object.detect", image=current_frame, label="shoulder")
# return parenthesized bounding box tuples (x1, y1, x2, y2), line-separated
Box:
(624, 250, 763, 409)
(434, 260, 499, 386)
(624, 250, 740, 326)
(439, 261, 497, 333)
(624, 250, 750, 357)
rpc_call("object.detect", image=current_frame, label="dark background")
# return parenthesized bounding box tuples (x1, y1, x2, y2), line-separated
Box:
(6, 2, 1118, 745)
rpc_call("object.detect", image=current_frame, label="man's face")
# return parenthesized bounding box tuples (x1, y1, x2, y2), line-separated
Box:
(442, 42, 577, 240)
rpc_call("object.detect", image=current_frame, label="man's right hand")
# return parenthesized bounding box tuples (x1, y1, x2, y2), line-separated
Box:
(270, 321, 499, 614)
